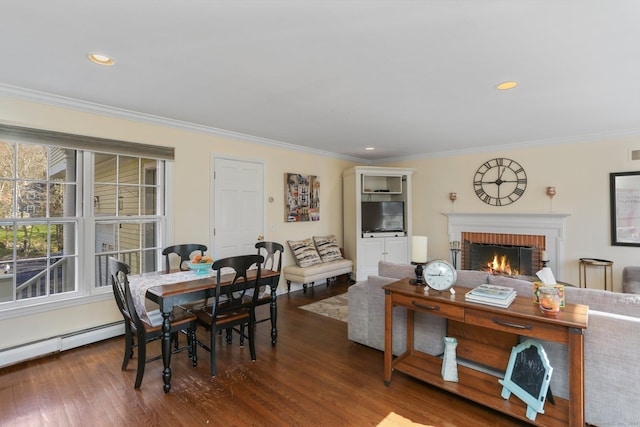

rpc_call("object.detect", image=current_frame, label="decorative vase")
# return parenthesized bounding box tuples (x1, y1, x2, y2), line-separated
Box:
(442, 336, 458, 382)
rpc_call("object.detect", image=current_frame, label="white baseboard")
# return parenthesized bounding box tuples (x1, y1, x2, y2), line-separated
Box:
(0, 322, 125, 368)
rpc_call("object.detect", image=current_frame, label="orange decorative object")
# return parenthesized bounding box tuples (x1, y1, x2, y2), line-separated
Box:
(538, 287, 561, 316)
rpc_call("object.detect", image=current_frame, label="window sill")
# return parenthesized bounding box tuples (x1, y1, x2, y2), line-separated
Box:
(0, 291, 114, 321)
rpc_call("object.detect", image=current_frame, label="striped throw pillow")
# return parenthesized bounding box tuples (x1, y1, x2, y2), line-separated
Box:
(288, 238, 322, 268)
(313, 235, 343, 263)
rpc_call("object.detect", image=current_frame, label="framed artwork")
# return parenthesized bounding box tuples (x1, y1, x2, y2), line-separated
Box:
(610, 171, 640, 246)
(285, 173, 320, 222)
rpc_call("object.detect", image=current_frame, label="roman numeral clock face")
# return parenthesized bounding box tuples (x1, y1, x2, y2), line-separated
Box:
(473, 158, 527, 206)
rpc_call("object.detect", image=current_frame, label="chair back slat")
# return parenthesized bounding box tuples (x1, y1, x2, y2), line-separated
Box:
(162, 244, 207, 272)
(212, 254, 263, 313)
(255, 241, 284, 272)
(109, 257, 143, 330)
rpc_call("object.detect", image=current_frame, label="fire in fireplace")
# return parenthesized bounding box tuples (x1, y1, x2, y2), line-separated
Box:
(463, 241, 539, 277)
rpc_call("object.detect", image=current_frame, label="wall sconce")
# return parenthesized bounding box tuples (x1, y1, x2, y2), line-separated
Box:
(449, 192, 457, 212)
(546, 187, 556, 212)
(93, 196, 99, 208)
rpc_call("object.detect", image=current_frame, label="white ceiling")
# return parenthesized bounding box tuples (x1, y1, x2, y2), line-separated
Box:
(1, 1, 639, 162)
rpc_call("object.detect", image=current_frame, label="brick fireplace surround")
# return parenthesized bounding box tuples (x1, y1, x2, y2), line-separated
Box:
(461, 232, 545, 273)
(443, 212, 570, 279)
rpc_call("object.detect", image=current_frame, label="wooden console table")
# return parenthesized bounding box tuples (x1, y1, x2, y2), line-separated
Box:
(383, 279, 588, 427)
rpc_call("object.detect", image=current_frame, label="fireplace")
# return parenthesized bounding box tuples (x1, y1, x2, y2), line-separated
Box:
(464, 241, 540, 276)
(444, 212, 570, 279)
(461, 232, 545, 277)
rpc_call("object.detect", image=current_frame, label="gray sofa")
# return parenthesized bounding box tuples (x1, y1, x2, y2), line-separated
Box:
(622, 266, 640, 294)
(348, 261, 640, 426)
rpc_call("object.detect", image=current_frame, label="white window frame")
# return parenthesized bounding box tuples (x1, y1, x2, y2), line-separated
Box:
(0, 148, 173, 321)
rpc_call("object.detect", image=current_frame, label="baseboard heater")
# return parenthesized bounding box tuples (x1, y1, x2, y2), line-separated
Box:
(0, 321, 125, 369)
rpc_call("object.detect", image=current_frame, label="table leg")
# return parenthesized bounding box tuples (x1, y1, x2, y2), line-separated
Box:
(270, 282, 278, 346)
(161, 309, 173, 393)
(568, 328, 585, 426)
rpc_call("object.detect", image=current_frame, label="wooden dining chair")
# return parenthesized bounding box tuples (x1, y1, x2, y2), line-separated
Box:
(244, 241, 283, 345)
(162, 244, 208, 272)
(193, 254, 263, 377)
(109, 257, 198, 389)
(162, 244, 209, 312)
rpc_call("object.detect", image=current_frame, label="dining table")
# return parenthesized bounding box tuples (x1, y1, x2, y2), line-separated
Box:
(130, 267, 280, 392)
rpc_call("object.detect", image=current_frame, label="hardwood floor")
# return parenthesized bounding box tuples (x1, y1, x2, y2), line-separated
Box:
(0, 279, 527, 426)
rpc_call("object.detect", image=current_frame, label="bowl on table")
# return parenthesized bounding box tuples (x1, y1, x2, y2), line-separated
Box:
(186, 261, 213, 275)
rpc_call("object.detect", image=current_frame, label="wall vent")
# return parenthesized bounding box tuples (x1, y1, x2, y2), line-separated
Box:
(630, 149, 640, 161)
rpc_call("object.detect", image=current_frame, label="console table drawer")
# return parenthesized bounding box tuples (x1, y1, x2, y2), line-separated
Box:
(394, 293, 464, 321)
(465, 308, 569, 344)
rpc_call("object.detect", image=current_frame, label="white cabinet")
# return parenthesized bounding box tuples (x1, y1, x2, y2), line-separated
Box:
(343, 166, 414, 281)
(358, 236, 408, 278)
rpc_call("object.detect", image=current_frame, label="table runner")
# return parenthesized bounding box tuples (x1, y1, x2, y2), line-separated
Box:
(128, 268, 233, 325)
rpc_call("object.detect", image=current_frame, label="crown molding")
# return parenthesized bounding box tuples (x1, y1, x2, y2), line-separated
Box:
(0, 83, 367, 163)
(4, 82, 640, 166)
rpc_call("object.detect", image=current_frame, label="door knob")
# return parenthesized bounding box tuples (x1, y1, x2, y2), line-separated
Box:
(257, 235, 264, 241)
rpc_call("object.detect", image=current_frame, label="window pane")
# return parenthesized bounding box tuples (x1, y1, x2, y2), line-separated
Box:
(0, 141, 15, 178)
(0, 180, 14, 217)
(0, 224, 15, 258)
(94, 153, 116, 184)
(49, 147, 76, 182)
(16, 144, 47, 180)
(141, 248, 157, 274)
(143, 185, 157, 215)
(94, 221, 117, 288)
(120, 222, 140, 251)
(119, 186, 140, 216)
(0, 270, 12, 302)
(96, 222, 117, 253)
(15, 258, 46, 299)
(50, 183, 76, 217)
(94, 184, 117, 216)
(51, 222, 75, 255)
(15, 223, 47, 260)
(49, 255, 76, 295)
(119, 156, 139, 185)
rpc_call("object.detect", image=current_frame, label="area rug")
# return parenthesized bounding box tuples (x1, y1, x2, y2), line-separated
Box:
(299, 293, 348, 322)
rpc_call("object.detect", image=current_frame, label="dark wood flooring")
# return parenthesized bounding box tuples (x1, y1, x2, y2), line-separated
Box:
(0, 278, 527, 426)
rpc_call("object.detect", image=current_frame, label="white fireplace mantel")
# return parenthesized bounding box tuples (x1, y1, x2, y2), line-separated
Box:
(442, 212, 571, 279)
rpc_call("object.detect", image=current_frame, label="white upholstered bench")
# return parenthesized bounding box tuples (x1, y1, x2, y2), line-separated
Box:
(283, 258, 353, 293)
(284, 235, 353, 293)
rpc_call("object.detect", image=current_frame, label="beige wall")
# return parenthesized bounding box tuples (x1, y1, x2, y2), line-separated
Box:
(0, 96, 357, 349)
(386, 137, 640, 290)
(2, 94, 640, 350)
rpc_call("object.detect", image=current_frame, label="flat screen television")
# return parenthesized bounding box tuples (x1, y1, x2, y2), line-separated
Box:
(361, 201, 405, 233)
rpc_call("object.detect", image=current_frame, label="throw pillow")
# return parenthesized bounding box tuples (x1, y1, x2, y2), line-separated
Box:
(313, 235, 343, 263)
(288, 238, 322, 268)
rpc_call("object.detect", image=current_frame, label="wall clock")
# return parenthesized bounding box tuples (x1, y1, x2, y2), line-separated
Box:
(473, 157, 527, 206)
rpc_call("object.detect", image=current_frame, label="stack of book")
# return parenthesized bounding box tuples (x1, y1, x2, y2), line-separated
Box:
(465, 284, 516, 308)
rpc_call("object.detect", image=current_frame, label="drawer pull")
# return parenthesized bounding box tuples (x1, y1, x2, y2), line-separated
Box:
(492, 317, 532, 330)
(412, 301, 440, 311)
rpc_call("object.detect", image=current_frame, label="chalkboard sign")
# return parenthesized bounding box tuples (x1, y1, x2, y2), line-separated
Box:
(498, 339, 553, 421)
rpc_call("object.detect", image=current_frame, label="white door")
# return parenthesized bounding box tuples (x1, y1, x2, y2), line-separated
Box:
(212, 157, 265, 259)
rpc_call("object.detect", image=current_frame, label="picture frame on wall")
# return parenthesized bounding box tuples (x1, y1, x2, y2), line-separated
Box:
(610, 171, 640, 246)
(285, 173, 320, 222)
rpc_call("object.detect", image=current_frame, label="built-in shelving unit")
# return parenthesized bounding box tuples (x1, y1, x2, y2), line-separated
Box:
(343, 166, 414, 281)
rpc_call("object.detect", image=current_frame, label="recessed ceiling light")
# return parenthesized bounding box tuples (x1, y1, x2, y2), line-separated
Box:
(88, 53, 115, 66)
(365, 147, 375, 151)
(496, 81, 518, 90)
